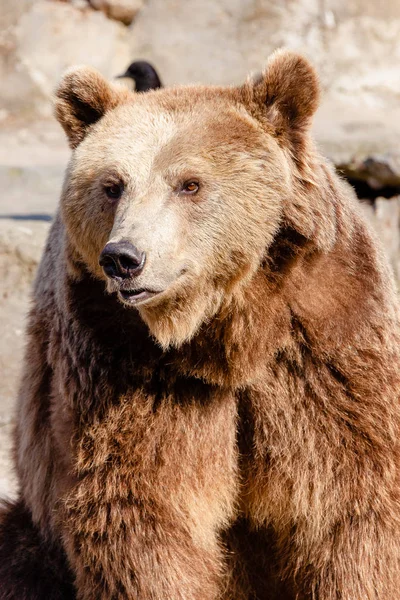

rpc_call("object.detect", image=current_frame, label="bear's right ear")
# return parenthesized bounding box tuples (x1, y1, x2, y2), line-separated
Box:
(55, 66, 125, 149)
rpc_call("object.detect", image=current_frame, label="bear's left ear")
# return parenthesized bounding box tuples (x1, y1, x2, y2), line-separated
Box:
(55, 66, 126, 149)
(241, 50, 320, 151)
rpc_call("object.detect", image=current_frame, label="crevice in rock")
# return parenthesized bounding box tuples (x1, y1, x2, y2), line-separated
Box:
(340, 177, 400, 201)
(336, 154, 400, 201)
(335, 155, 400, 283)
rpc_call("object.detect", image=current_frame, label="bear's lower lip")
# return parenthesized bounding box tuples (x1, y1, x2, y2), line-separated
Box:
(118, 288, 159, 305)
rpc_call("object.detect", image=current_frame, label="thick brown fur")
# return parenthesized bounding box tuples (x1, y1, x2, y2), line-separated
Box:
(1, 49, 400, 599)
(0, 500, 75, 599)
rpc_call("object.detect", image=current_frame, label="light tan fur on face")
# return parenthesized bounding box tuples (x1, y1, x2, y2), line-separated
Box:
(58, 65, 296, 348)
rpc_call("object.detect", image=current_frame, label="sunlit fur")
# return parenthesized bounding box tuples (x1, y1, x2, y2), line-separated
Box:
(0, 50, 399, 600)
(60, 91, 291, 348)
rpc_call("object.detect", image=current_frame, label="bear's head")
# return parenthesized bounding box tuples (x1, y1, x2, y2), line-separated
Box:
(56, 50, 321, 349)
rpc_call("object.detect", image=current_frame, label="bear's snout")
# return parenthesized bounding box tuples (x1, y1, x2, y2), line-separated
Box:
(99, 241, 146, 280)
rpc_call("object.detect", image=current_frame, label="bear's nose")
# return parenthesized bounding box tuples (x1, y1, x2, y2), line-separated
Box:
(99, 241, 146, 279)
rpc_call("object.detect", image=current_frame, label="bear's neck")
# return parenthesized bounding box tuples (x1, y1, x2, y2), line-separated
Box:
(174, 225, 313, 388)
(62, 224, 316, 392)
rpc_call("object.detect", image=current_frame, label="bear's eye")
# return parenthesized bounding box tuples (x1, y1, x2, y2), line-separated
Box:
(181, 181, 200, 195)
(104, 183, 123, 200)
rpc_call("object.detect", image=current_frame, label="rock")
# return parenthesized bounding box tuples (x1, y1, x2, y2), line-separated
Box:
(70, 0, 89, 8)
(0, 218, 49, 500)
(0, 0, 36, 31)
(360, 196, 400, 282)
(89, 0, 144, 25)
(0, 219, 50, 417)
(0, 164, 64, 217)
(0, 0, 131, 118)
(337, 154, 400, 189)
(0, 218, 50, 301)
(374, 197, 400, 281)
(0, 420, 17, 499)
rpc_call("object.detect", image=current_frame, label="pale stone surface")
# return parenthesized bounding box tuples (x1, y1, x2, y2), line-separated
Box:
(0, 219, 50, 409)
(0, 219, 51, 499)
(0, 421, 16, 498)
(90, 0, 144, 25)
(374, 197, 400, 281)
(0, 0, 131, 117)
(359, 197, 400, 283)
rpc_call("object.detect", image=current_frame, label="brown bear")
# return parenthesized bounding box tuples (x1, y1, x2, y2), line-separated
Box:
(1, 49, 400, 600)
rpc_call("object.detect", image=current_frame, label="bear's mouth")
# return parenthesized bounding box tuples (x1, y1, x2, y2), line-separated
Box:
(118, 288, 160, 306)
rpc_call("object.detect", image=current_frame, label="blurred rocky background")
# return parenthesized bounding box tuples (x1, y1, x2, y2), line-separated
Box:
(1, 0, 400, 496)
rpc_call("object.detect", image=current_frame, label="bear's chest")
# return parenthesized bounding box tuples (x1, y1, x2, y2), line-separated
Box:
(59, 384, 239, 597)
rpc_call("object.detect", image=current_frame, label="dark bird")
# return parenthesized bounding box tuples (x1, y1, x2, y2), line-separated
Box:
(116, 61, 162, 92)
